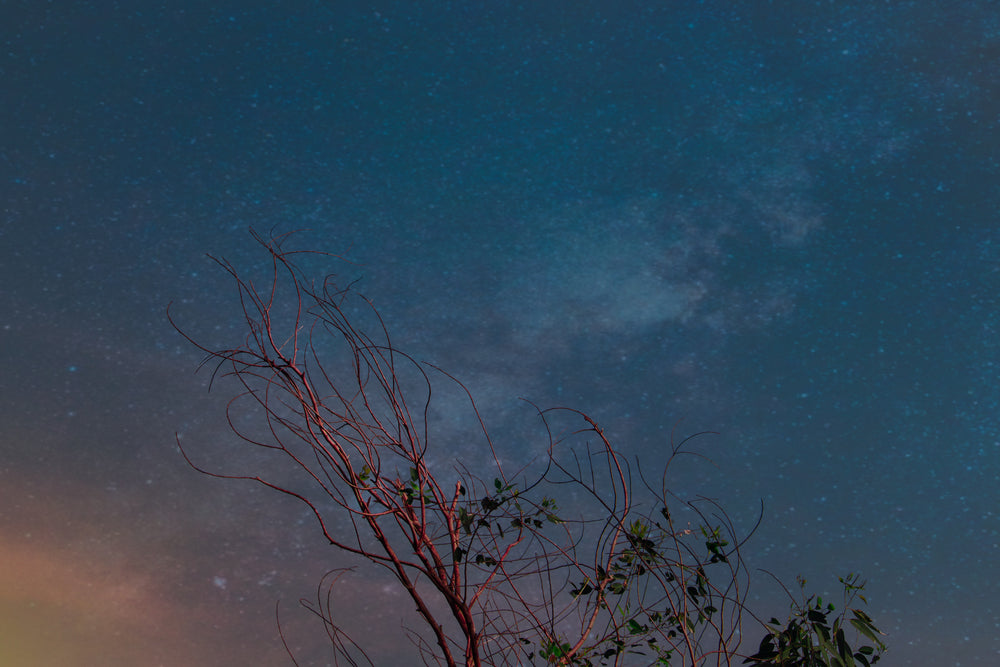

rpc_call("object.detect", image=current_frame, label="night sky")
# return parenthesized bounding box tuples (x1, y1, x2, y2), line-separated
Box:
(2, 1, 998, 665)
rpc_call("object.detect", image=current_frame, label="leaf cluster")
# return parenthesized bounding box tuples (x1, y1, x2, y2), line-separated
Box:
(745, 575, 886, 667)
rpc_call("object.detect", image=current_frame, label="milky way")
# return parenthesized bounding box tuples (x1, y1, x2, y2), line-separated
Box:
(2, 2, 997, 665)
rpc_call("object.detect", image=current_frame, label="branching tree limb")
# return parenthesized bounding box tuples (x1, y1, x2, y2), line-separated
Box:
(170, 230, 885, 666)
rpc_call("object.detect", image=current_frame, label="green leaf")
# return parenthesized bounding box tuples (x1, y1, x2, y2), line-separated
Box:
(458, 507, 473, 534)
(808, 609, 828, 624)
(626, 619, 644, 634)
(836, 628, 853, 661)
(849, 617, 883, 646)
(481, 496, 501, 511)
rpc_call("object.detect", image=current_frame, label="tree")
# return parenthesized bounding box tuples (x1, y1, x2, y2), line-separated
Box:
(170, 230, 885, 666)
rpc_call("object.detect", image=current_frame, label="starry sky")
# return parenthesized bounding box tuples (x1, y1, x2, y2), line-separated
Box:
(2, 1, 998, 665)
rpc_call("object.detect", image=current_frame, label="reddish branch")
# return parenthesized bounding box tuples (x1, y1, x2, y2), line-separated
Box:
(169, 230, 761, 666)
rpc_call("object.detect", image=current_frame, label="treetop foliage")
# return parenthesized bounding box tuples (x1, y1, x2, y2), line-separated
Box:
(171, 230, 885, 666)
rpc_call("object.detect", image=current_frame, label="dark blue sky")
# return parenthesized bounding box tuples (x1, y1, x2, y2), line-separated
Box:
(1, 1, 997, 664)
